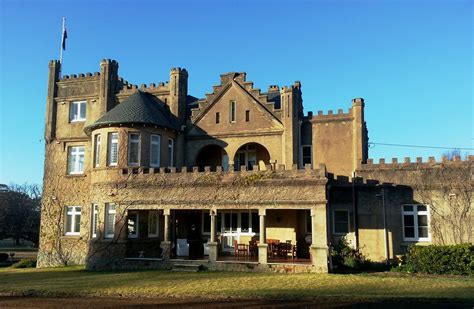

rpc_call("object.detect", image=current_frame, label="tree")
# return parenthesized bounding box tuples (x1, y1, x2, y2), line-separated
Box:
(0, 184, 41, 246)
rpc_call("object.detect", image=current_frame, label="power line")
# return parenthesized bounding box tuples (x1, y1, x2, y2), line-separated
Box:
(369, 142, 474, 151)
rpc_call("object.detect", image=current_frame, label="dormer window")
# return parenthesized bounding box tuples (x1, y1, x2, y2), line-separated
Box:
(69, 101, 87, 122)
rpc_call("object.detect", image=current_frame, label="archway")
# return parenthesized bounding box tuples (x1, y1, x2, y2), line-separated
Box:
(195, 144, 229, 171)
(234, 142, 270, 170)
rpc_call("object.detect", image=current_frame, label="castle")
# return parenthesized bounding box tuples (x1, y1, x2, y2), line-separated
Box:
(38, 59, 472, 272)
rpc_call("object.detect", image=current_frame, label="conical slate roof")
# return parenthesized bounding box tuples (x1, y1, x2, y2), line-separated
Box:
(85, 91, 181, 133)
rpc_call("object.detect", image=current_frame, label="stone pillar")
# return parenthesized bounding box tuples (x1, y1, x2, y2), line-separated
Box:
(161, 209, 171, 261)
(208, 209, 218, 262)
(310, 206, 329, 273)
(257, 208, 268, 264)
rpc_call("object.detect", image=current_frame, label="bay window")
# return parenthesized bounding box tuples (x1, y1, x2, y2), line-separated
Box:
(128, 133, 141, 166)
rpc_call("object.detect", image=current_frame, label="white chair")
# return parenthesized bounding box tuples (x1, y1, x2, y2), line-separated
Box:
(177, 238, 189, 257)
(203, 239, 210, 256)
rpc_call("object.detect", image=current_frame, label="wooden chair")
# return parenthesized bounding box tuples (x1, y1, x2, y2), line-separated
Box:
(233, 240, 248, 259)
(248, 240, 258, 258)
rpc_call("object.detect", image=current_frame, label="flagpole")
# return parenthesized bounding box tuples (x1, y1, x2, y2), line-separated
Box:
(59, 17, 65, 64)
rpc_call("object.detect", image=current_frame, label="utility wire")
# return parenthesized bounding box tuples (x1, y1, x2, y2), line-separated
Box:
(369, 142, 474, 151)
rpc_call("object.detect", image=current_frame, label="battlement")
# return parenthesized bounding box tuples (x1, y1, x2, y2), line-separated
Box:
(49, 60, 60, 66)
(59, 72, 100, 81)
(118, 163, 327, 179)
(170, 67, 188, 75)
(359, 155, 474, 170)
(309, 108, 352, 122)
(100, 59, 119, 66)
(268, 85, 279, 92)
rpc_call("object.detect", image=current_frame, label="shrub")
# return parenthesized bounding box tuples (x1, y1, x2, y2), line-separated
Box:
(403, 244, 473, 275)
(331, 237, 370, 271)
(11, 259, 36, 269)
(0, 253, 9, 262)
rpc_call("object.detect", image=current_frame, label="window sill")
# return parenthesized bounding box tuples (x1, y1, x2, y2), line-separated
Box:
(401, 240, 432, 246)
(70, 120, 86, 123)
(65, 174, 86, 178)
(61, 235, 81, 240)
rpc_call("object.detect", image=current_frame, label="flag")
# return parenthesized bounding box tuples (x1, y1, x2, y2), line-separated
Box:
(61, 26, 67, 50)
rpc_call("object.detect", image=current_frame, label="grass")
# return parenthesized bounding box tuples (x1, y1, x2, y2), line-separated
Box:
(0, 266, 472, 301)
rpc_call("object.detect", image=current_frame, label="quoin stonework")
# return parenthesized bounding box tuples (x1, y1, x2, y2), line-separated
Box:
(38, 59, 473, 272)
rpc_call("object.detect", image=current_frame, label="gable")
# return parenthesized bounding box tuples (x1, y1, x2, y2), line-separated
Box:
(190, 81, 283, 136)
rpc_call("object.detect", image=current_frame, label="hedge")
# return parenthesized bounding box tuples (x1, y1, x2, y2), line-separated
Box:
(403, 244, 473, 275)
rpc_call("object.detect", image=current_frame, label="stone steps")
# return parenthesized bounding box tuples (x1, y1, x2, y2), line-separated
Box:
(171, 262, 202, 272)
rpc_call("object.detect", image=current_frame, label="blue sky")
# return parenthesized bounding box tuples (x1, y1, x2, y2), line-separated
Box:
(0, 0, 472, 185)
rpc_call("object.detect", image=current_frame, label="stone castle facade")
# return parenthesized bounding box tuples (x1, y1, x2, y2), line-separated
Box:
(38, 59, 472, 272)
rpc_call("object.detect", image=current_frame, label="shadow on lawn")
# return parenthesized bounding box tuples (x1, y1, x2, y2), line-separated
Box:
(0, 296, 472, 309)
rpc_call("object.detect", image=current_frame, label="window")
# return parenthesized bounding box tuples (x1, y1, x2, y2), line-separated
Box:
(333, 210, 349, 235)
(67, 146, 85, 174)
(91, 204, 98, 238)
(245, 110, 250, 122)
(215, 112, 220, 124)
(150, 135, 161, 167)
(241, 211, 250, 232)
(301, 145, 312, 167)
(128, 211, 139, 238)
(168, 138, 174, 167)
(105, 203, 116, 238)
(229, 101, 236, 122)
(65, 206, 81, 235)
(402, 204, 430, 241)
(94, 134, 101, 167)
(251, 212, 259, 233)
(148, 211, 159, 238)
(69, 101, 86, 122)
(128, 133, 141, 166)
(107, 133, 119, 166)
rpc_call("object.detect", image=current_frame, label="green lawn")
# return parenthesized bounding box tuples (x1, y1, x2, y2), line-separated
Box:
(0, 266, 472, 301)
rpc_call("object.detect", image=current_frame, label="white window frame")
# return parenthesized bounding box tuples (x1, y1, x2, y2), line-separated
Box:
(94, 134, 101, 168)
(68, 146, 85, 175)
(91, 203, 98, 238)
(300, 145, 312, 168)
(108, 132, 119, 166)
(168, 138, 174, 168)
(333, 209, 350, 235)
(229, 100, 236, 123)
(402, 204, 431, 242)
(148, 211, 159, 238)
(150, 134, 161, 167)
(69, 101, 87, 122)
(127, 211, 139, 239)
(65, 206, 81, 236)
(128, 133, 141, 166)
(105, 203, 116, 239)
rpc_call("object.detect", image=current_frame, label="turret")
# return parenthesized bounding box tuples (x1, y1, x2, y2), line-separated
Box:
(281, 82, 303, 167)
(44, 60, 61, 143)
(98, 59, 119, 118)
(169, 67, 188, 123)
(352, 98, 367, 169)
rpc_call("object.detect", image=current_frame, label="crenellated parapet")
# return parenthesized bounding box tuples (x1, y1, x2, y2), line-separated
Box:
(116, 163, 326, 179)
(309, 108, 352, 123)
(117, 80, 169, 96)
(59, 72, 100, 81)
(359, 155, 474, 171)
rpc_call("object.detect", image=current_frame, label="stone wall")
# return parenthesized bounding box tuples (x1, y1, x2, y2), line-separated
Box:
(354, 156, 473, 261)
